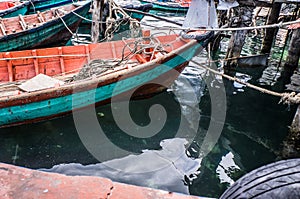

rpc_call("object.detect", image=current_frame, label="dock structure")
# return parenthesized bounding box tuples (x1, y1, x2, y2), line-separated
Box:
(256, 0, 300, 6)
(0, 163, 211, 199)
(217, 0, 300, 108)
(260, 2, 282, 54)
(282, 66, 299, 158)
(91, 0, 104, 43)
(219, 0, 300, 70)
(282, 105, 300, 158)
(214, 1, 300, 156)
(284, 27, 300, 80)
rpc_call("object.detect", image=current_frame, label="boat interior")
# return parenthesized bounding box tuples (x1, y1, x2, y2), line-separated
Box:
(0, 4, 77, 36)
(0, 32, 194, 97)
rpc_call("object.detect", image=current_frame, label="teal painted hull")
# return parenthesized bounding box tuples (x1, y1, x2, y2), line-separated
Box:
(29, 0, 147, 20)
(1, 5, 28, 18)
(0, 1, 30, 18)
(0, 38, 209, 127)
(0, 2, 91, 52)
(140, 0, 188, 12)
(29, 0, 73, 13)
(128, 12, 145, 21)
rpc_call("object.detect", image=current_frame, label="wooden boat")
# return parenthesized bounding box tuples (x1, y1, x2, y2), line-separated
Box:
(29, 0, 74, 13)
(0, 0, 30, 18)
(0, 1, 91, 52)
(119, 3, 152, 21)
(139, 0, 190, 12)
(0, 30, 213, 128)
(29, 0, 152, 22)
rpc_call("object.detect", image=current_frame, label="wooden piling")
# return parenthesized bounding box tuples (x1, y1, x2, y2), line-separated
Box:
(225, 6, 254, 67)
(283, 28, 300, 82)
(282, 105, 300, 158)
(91, 0, 104, 43)
(261, 2, 282, 54)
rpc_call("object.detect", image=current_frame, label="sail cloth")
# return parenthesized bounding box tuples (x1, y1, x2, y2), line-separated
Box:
(182, 0, 218, 28)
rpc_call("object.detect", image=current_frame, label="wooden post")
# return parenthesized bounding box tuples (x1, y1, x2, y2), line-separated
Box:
(225, 29, 247, 67)
(261, 3, 282, 54)
(91, 0, 104, 43)
(225, 6, 254, 67)
(282, 105, 300, 158)
(211, 10, 227, 52)
(282, 28, 300, 82)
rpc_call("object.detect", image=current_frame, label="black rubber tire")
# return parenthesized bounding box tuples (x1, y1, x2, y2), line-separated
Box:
(220, 159, 300, 199)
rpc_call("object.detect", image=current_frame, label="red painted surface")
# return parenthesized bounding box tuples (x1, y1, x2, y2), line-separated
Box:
(0, 2, 15, 10)
(288, 20, 300, 29)
(0, 163, 209, 199)
(0, 34, 184, 82)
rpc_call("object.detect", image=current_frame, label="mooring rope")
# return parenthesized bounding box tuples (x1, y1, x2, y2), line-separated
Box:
(128, 8, 300, 32)
(28, 0, 36, 13)
(118, 34, 167, 64)
(71, 10, 107, 24)
(191, 59, 300, 105)
(56, 10, 74, 35)
(141, 18, 300, 31)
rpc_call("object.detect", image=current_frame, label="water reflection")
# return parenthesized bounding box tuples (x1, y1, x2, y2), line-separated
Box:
(41, 138, 201, 194)
(216, 152, 240, 186)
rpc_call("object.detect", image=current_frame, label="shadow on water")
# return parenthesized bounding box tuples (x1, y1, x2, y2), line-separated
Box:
(0, 11, 298, 199)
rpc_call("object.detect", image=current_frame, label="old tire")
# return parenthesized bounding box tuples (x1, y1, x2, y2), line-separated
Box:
(220, 159, 300, 199)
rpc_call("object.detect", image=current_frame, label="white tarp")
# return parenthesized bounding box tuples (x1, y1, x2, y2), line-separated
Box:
(183, 0, 218, 28)
(18, 74, 64, 92)
(217, 0, 239, 10)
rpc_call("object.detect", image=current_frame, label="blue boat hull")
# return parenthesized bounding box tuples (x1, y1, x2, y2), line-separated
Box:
(29, 0, 73, 13)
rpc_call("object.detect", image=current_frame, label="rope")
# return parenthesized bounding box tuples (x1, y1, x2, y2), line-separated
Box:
(69, 33, 167, 81)
(28, 0, 36, 13)
(118, 33, 168, 64)
(103, 0, 140, 41)
(71, 10, 107, 24)
(129, 8, 300, 32)
(190, 59, 300, 105)
(56, 10, 74, 35)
